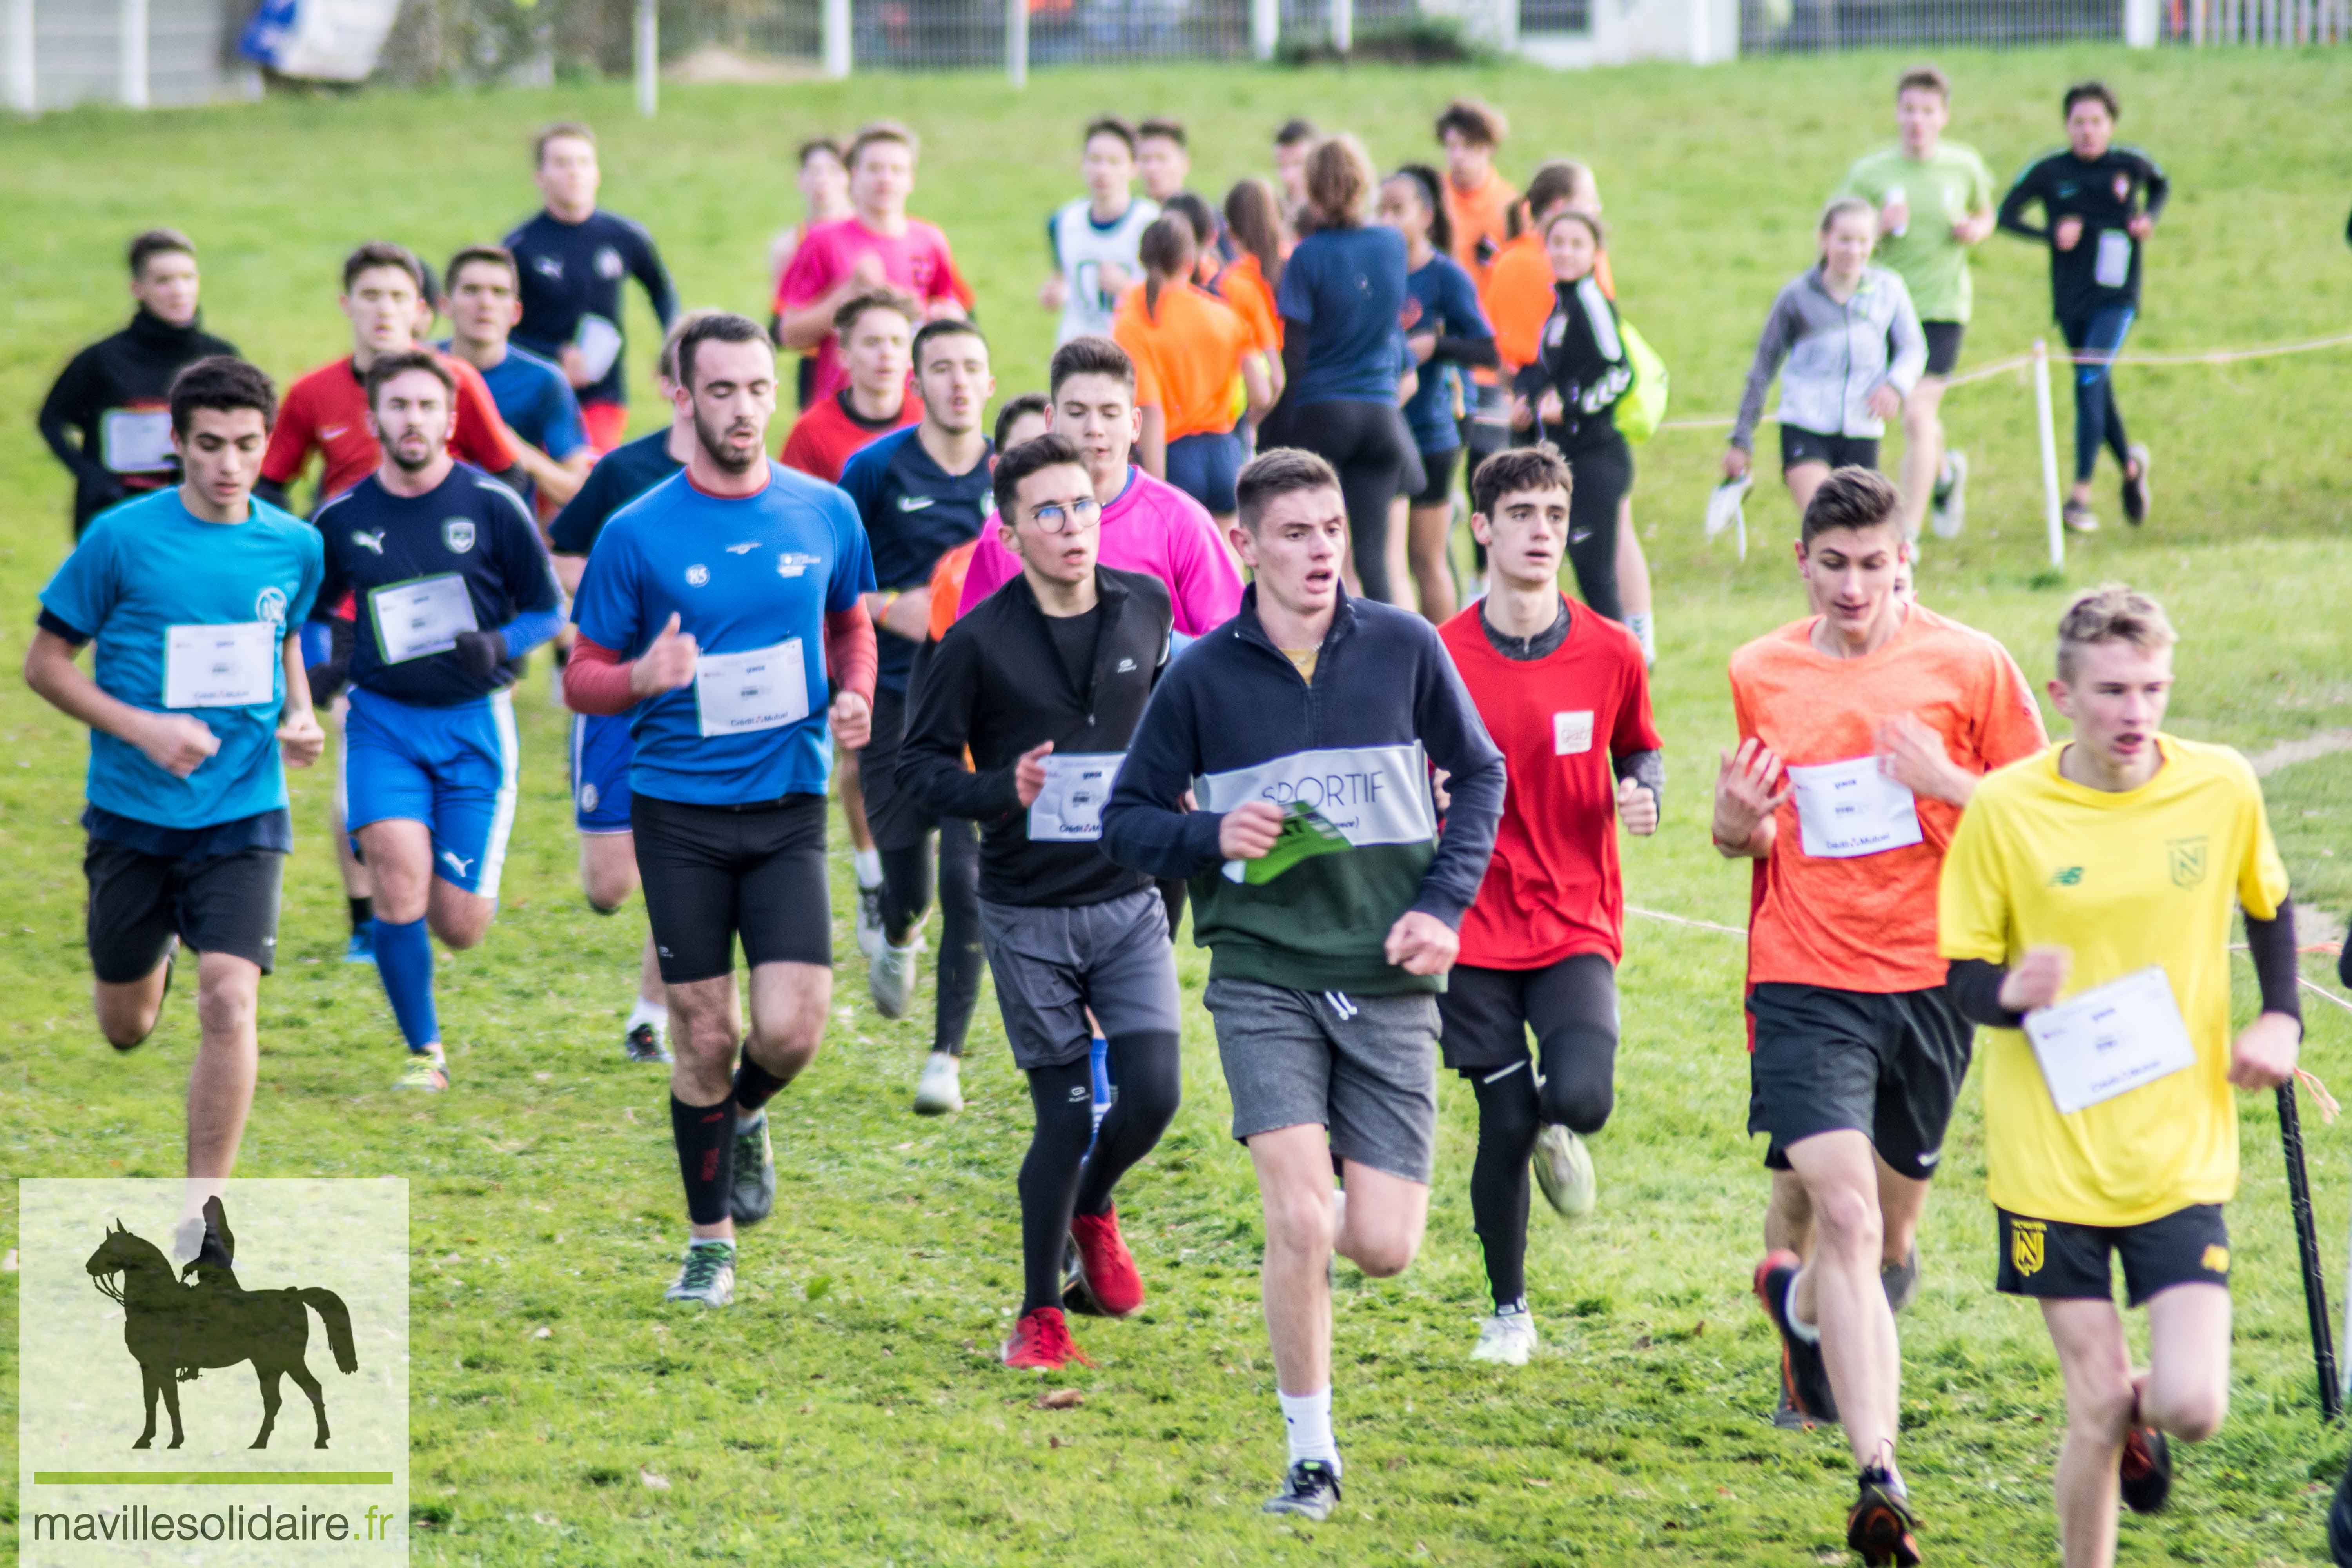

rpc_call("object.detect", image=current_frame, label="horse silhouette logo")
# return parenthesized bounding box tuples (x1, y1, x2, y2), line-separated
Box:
(83, 1197, 358, 1451)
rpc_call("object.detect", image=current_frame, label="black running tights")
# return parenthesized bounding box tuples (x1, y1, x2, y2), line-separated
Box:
(880, 820, 982, 1057)
(1018, 1031, 1183, 1312)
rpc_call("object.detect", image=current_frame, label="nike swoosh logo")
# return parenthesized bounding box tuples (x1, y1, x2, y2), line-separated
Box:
(320, 425, 349, 440)
(896, 495, 936, 511)
(726, 542, 759, 554)
(1916, 1151, 1941, 1168)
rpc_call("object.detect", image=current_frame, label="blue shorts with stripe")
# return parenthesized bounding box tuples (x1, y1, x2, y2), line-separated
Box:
(341, 684, 519, 898)
(570, 712, 634, 835)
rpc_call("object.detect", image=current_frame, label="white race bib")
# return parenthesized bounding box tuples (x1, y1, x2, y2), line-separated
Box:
(1787, 754, 1923, 859)
(2093, 229, 2132, 290)
(1553, 711, 1594, 756)
(1027, 752, 1125, 842)
(163, 622, 275, 710)
(1194, 743, 1435, 848)
(2024, 965, 2198, 1115)
(693, 639, 809, 738)
(371, 574, 479, 664)
(100, 408, 176, 474)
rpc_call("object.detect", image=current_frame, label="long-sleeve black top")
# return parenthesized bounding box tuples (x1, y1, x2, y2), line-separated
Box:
(38, 310, 238, 534)
(1997, 145, 2169, 322)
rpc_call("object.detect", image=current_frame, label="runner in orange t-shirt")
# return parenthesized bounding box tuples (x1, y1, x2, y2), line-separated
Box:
(1712, 469, 2044, 1565)
(1113, 217, 1273, 524)
(1435, 97, 1518, 286)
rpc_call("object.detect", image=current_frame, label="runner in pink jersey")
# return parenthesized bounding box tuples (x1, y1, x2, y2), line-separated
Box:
(960, 336, 1242, 636)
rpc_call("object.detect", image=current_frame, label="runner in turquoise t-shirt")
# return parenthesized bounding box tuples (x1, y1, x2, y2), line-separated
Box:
(1837, 65, 1995, 545)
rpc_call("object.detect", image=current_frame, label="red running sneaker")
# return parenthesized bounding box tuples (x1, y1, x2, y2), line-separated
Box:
(1001, 1306, 1092, 1371)
(1068, 1207, 1145, 1318)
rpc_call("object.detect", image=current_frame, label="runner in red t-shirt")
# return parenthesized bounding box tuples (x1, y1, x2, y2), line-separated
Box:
(778, 289, 921, 485)
(1435, 444, 1660, 1369)
(771, 122, 973, 407)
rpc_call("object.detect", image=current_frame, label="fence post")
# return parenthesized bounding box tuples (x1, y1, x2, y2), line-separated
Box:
(1006, 0, 1026, 85)
(823, 0, 851, 76)
(2033, 338, 2064, 570)
(119, 0, 149, 108)
(2123, 0, 2159, 42)
(634, 0, 657, 117)
(1492, 0, 1518, 50)
(7, 0, 34, 114)
(1251, 0, 1278, 58)
(1330, 0, 1351, 50)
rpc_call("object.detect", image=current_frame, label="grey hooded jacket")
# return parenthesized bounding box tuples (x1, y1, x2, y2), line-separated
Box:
(1730, 263, 1926, 450)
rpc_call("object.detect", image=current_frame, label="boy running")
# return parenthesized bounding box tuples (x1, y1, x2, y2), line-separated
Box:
(1102, 447, 1504, 1521)
(777, 288, 920, 485)
(439, 244, 595, 513)
(1715, 468, 2045, 1564)
(1136, 118, 1191, 205)
(1940, 586, 2300, 1568)
(1041, 116, 1160, 347)
(1433, 98, 1515, 285)
(1438, 445, 1659, 1365)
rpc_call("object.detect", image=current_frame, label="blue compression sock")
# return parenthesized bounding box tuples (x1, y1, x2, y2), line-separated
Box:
(372, 916, 440, 1052)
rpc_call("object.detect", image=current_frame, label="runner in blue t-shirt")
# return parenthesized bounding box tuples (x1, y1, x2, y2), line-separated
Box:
(564, 313, 877, 1309)
(439, 245, 593, 514)
(27, 356, 325, 1206)
(310, 351, 563, 1094)
(834, 318, 995, 1115)
(547, 312, 701, 1067)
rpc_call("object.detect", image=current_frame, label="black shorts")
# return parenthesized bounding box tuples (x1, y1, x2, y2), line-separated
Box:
(630, 792, 831, 984)
(1997, 1204, 2230, 1307)
(1746, 981, 1971, 1181)
(1779, 426, 1880, 474)
(854, 684, 935, 853)
(1409, 444, 1462, 510)
(1920, 321, 1964, 379)
(85, 840, 283, 982)
(1437, 953, 1617, 1072)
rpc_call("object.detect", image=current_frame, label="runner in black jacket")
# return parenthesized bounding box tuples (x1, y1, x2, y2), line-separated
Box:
(898, 434, 1182, 1373)
(1997, 81, 2167, 533)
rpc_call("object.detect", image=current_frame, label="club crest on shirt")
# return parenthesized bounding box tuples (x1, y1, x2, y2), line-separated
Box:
(777, 552, 821, 579)
(2167, 836, 2208, 888)
(2010, 1218, 2046, 1277)
(253, 586, 288, 626)
(686, 564, 710, 587)
(596, 247, 624, 280)
(442, 518, 477, 555)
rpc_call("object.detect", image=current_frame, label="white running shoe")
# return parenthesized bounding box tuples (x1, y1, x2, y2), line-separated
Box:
(1471, 1305, 1539, 1366)
(913, 1050, 963, 1115)
(869, 940, 917, 1020)
(1929, 450, 1968, 539)
(855, 879, 886, 961)
(663, 1240, 735, 1307)
(1531, 1125, 1596, 1218)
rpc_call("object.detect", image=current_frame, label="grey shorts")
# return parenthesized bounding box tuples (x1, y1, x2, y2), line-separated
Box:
(1203, 976, 1440, 1183)
(978, 888, 1183, 1071)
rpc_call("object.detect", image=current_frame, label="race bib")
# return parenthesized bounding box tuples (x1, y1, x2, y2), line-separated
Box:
(371, 574, 479, 664)
(1787, 754, 1923, 859)
(100, 408, 176, 474)
(2024, 965, 2198, 1115)
(1553, 711, 1594, 756)
(693, 639, 809, 738)
(163, 621, 275, 710)
(1194, 743, 1435, 848)
(2093, 229, 2132, 290)
(1027, 751, 1125, 843)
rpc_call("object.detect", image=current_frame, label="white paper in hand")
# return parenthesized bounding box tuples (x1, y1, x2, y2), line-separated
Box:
(2024, 965, 2198, 1114)
(573, 314, 624, 383)
(2093, 229, 2132, 290)
(1027, 752, 1125, 842)
(1705, 476, 1752, 560)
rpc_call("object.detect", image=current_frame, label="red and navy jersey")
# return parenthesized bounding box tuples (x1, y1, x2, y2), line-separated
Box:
(261, 355, 519, 508)
(778, 389, 920, 485)
(502, 208, 677, 408)
(1440, 595, 1660, 968)
(836, 425, 993, 697)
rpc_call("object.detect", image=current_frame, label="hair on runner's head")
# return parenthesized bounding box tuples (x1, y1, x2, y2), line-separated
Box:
(362, 348, 454, 409)
(1274, 118, 1318, 149)
(797, 135, 844, 167)
(533, 120, 595, 165)
(1542, 207, 1606, 250)
(1236, 448, 1341, 532)
(1138, 117, 1187, 147)
(848, 120, 920, 166)
(1800, 466, 1903, 544)
(1389, 164, 1453, 257)
(169, 355, 276, 436)
(1433, 98, 1507, 148)
(2063, 80, 2119, 119)
(1896, 64, 1949, 101)
(1049, 336, 1136, 396)
(1163, 192, 1219, 248)
(831, 287, 920, 339)
(1305, 135, 1376, 227)
(443, 244, 518, 295)
(342, 241, 425, 296)
(993, 392, 1051, 451)
(1084, 116, 1138, 154)
(1471, 443, 1573, 518)
(657, 308, 725, 385)
(1522, 160, 1596, 226)
(673, 312, 768, 390)
(1223, 179, 1289, 289)
(993, 432, 1088, 520)
(1817, 194, 1877, 236)
(911, 315, 987, 365)
(2056, 584, 2175, 681)
(127, 228, 195, 278)
(1140, 216, 1196, 315)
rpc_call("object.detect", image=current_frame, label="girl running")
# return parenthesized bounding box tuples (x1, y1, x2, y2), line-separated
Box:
(1114, 216, 1273, 524)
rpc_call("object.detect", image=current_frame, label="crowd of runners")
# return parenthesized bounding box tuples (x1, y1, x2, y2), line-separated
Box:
(24, 69, 2348, 1568)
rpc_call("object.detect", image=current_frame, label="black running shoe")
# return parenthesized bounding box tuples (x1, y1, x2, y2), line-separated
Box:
(1848, 1466, 1920, 1566)
(1262, 1459, 1341, 1522)
(2119, 1423, 2171, 1514)
(2120, 443, 2151, 525)
(1753, 1250, 1838, 1425)
(622, 1022, 671, 1065)
(730, 1111, 775, 1227)
(1880, 1246, 1920, 1314)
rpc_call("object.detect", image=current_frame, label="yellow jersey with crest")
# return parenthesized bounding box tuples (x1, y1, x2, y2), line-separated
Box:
(1938, 735, 2289, 1226)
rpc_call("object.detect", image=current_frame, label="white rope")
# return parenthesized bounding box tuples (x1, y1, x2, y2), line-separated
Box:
(1626, 905, 1746, 938)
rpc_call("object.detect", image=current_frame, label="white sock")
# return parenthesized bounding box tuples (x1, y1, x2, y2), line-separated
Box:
(1626, 611, 1656, 666)
(1278, 1387, 1339, 1474)
(853, 848, 883, 889)
(626, 996, 668, 1035)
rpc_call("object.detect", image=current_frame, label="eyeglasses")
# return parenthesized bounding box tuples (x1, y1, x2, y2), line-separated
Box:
(1027, 496, 1102, 535)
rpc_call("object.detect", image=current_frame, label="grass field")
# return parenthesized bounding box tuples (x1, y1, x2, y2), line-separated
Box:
(5, 44, 2352, 1566)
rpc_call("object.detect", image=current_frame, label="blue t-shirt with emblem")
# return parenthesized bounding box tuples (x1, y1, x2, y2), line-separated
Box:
(314, 464, 561, 708)
(38, 488, 323, 830)
(443, 341, 588, 508)
(836, 425, 993, 697)
(1400, 253, 1492, 454)
(570, 462, 875, 806)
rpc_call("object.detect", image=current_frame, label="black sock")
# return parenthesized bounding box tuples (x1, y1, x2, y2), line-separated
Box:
(732, 1054, 787, 1116)
(349, 896, 373, 936)
(933, 822, 982, 1058)
(1073, 1031, 1181, 1216)
(1468, 1062, 1541, 1309)
(670, 1093, 736, 1228)
(878, 841, 933, 947)
(1020, 1060, 1096, 1312)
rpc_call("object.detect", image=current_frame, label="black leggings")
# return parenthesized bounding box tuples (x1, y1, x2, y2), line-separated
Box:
(1285, 399, 1413, 603)
(1552, 431, 1632, 626)
(1460, 954, 1619, 1308)
(880, 819, 982, 1057)
(1019, 1031, 1183, 1312)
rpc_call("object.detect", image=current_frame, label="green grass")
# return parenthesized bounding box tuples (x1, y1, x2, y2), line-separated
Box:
(5, 47, 2352, 1566)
